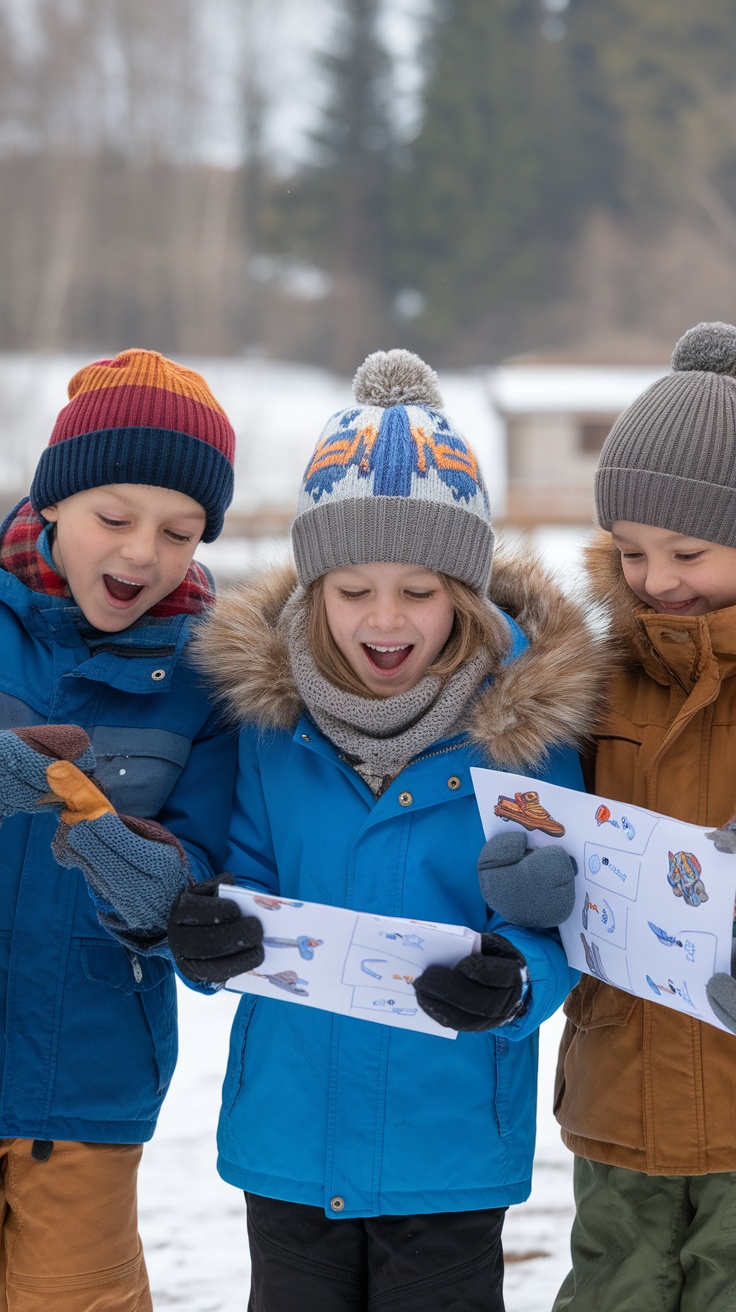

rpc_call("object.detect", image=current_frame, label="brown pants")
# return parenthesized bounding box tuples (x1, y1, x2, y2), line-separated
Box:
(0, 1139, 152, 1312)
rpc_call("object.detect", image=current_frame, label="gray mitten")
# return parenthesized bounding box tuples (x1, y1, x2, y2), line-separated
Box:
(53, 812, 189, 935)
(0, 725, 96, 818)
(705, 820, 736, 854)
(478, 830, 577, 928)
(706, 973, 736, 1034)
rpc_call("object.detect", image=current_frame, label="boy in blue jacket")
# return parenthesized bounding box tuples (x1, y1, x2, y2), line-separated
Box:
(159, 349, 604, 1311)
(0, 349, 237, 1310)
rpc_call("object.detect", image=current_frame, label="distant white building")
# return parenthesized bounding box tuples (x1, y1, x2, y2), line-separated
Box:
(486, 358, 669, 525)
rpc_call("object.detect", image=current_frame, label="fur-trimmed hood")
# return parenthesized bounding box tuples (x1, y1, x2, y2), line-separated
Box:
(584, 528, 645, 657)
(192, 542, 608, 770)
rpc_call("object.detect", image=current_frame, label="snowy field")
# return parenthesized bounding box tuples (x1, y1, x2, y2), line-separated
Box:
(138, 984, 574, 1311)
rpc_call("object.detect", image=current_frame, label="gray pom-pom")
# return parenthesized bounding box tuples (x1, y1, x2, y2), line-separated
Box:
(672, 321, 736, 376)
(353, 349, 443, 409)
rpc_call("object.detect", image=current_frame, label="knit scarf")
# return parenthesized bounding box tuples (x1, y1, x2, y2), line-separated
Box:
(283, 590, 491, 794)
(0, 498, 213, 617)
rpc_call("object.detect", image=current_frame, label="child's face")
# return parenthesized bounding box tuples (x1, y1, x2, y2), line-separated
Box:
(612, 521, 736, 616)
(322, 562, 456, 697)
(41, 484, 206, 632)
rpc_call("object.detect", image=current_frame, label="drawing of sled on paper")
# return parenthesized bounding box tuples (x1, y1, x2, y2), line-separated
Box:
(493, 790, 565, 837)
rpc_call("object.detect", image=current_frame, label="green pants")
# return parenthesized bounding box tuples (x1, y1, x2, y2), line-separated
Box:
(553, 1157, 736, 1312)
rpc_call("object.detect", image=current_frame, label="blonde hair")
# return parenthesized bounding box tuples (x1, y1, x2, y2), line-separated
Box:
(306, 572, 504, 698)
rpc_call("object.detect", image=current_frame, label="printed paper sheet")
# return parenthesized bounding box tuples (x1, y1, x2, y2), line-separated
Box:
(220, 886, 481, 1039)
(471, 768, 736, 1033)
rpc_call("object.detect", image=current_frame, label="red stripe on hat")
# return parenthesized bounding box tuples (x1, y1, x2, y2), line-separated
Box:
(49, 384, 235, 463)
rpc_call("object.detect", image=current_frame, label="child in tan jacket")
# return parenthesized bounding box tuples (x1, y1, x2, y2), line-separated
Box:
(491, 321, 736, 1311)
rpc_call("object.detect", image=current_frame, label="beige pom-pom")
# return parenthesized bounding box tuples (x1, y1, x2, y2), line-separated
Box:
(672, 321, 736, 376)
(352, 348, 443, 408)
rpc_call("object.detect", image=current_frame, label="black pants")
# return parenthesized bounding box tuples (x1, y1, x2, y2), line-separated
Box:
(245, 1192, 506, 1311)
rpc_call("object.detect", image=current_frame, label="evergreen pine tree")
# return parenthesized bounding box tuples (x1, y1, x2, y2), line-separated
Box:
(397, 0, 619, 354)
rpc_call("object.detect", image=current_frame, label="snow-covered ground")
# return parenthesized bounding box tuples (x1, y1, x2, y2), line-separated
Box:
(138, 984, 574, 1310)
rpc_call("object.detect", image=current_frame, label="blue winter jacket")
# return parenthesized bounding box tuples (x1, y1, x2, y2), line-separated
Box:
(0, 517, 237, 1144)
(193, 555, 602, 1219)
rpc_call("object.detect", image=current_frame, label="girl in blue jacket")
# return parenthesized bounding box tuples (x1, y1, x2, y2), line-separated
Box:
(169, 349, 603, 1312)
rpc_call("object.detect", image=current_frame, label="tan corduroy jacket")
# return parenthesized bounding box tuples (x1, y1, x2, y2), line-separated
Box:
(555, 532, 736, 1176)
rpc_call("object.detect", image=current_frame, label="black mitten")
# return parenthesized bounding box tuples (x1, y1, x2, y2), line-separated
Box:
(413, 932, 528, 1032)
(168, 874, 264, 984)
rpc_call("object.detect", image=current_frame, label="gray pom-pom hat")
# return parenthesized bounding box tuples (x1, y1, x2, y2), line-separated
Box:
(596, 321, 736, 545)
(291, 349, 494, 591)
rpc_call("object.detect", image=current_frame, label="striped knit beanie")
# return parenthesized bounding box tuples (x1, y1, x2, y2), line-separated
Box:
(30, 349, 235, 542)
(596, 322, 736, 546)
(291, 349, 494, 592)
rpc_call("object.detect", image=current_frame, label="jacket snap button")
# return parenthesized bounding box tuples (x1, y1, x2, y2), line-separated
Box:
(330, 1195, 345, 1212)
(448, 775, 461, 790)
(151, 669, 166, 681)
(301, 733, 311, 742)
(398, 791, 413, 807)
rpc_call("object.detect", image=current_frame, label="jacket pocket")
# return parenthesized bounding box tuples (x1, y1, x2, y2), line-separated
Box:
(81, 942, 177, 1095)
(90, 727, 191, 818)
(594, 713, 644, 798)
(595, 710, 643, 746)
(222, 995, 257, 1118)
(555, 975, 642, 1144)
(562, 973, 638, 1031)
(491, 1030, 535, 1171)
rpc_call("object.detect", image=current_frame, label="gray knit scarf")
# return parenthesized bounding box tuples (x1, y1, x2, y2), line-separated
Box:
(282, 590, 491, 794)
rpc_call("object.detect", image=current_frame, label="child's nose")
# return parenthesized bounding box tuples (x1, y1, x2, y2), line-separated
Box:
(645, 560, 679, 596)
(370, 598, 403, 629)
(120, 531, 157, 565)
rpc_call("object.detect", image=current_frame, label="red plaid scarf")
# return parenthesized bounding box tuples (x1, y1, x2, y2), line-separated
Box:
(0, 499, 214, 617)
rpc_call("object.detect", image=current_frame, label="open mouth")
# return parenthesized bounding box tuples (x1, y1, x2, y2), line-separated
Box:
(362, 642, 413, 673)
(103, 574, 145, 604)
(655, 598, 697, 613)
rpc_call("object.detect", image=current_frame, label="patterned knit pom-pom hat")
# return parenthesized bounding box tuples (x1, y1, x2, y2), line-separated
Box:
(30, 348, 235, 542)
(596, 321, 736, 546)
(291, 348, 494, 591)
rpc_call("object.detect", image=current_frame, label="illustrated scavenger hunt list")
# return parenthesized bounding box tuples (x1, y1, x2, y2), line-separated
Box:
(471, 767, 736, 1033)
(220, 886, 481, 1039)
